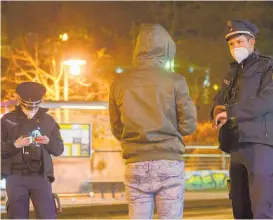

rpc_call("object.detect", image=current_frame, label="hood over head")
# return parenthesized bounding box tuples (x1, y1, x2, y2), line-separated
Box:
(133, 24, 176, 68)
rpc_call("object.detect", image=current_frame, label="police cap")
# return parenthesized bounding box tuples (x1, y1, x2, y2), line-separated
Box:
(225, 20, 259, 41)
(16, 82, 46, 102)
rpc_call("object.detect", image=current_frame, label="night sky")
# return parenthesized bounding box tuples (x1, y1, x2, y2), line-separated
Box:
(2, 1, 273, 85)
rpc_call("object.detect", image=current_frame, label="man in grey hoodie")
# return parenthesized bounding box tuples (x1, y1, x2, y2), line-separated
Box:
(109, 24, 197, 219)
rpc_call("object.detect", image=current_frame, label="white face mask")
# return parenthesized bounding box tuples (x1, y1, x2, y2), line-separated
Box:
(231, 47, 249, 64)
(21, 106, 39, 119)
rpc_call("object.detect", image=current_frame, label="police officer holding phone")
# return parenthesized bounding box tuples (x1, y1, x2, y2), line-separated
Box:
(1, 82, 64, 219)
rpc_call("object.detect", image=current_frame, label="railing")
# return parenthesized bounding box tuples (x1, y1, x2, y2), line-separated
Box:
(93, 146, 230, 171)
(184, 146, 230, 170)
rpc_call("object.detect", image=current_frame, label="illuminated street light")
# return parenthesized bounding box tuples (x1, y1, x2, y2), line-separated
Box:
(63, 59, 86, 76)
(62, 59, 87, 101)
(61, 58, 87, 123)
(60, 33, 68, 41)
(63, 59, 86, 66)
(69, 65, 81, 76)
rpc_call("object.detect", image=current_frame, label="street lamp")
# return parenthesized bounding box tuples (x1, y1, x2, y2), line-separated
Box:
(61, 59, 86, 123)
(62, 59, 87, 101)
(63, 59, 87, 76)
(60, 33, 68, 41)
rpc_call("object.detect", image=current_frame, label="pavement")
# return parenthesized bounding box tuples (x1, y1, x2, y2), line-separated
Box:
(1, 191, 232, 219)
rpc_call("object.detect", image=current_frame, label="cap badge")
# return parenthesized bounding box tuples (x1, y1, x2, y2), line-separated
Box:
(227, 20, 233, 32)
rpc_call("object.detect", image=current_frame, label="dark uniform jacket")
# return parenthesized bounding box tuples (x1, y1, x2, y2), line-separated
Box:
(1, 106, 64, 182)
(212, 50, 273, 152)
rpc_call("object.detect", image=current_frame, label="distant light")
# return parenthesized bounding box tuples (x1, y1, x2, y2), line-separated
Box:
(171, 59, 175, 70)
(116, 67, 124, 74)
(60, 105, 107, 110)
(188, 66, 194, 73)
(205, 69, 210, 74)
(213, 84, 219, 91)
(60, 33, 68, 41)
(89, 192, 94, 198)
(203, 74, 210, 88)
(203, 79, 210, 88)
(0, 179, 6, 189)
(165, 59, 175, 72)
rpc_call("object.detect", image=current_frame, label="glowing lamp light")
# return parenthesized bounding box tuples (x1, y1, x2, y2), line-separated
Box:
(116, 67, 124, 74)
(60, 33, 68, 41)
(62, 59, 87, 76)
(188, 66, 194, 73)
(62, 60, 86, 66)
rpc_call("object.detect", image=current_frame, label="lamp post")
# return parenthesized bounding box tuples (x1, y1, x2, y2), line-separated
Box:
(62, 59, 87, 101)
(61, 59, 86, 123)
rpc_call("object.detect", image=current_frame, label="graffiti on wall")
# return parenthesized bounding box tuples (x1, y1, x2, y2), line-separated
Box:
(185, 170, 229, 190)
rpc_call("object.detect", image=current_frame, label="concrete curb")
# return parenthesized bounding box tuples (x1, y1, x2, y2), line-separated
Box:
(1, 198, 231, 219)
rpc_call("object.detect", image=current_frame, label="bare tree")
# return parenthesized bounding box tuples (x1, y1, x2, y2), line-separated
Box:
(1, 32, 113, 102)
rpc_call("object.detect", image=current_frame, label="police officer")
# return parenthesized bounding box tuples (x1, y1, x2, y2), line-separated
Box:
(1, 82, 64, 219)
(212, 20, 273, 219)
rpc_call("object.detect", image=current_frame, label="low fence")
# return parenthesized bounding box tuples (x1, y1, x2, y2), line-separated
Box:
(0, 146, 230, 198)
(184, 146, 230, 170)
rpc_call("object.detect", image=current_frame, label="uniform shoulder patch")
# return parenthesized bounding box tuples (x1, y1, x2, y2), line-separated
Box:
(223, 79, 231, 85)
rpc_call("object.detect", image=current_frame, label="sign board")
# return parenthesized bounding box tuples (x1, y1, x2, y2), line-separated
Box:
(59, 123, 91, 157)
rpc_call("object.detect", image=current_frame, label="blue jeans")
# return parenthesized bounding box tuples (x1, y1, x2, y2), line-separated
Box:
(124, 160, 184, 219)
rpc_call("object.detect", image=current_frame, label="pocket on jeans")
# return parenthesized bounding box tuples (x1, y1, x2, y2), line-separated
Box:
(156, 160, 184, 181)
(124, 163, 148, 185)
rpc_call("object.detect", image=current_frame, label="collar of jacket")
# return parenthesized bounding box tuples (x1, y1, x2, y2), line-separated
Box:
(14, 105, 49, 120)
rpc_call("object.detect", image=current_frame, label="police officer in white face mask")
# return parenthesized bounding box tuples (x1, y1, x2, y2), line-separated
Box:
(211, 20, 273, 219)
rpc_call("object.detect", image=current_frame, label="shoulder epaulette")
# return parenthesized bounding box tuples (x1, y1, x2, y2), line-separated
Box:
(258, 54, 273, 60)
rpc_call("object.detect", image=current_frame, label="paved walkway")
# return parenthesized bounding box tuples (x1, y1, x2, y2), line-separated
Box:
(1, 191, 231, 219)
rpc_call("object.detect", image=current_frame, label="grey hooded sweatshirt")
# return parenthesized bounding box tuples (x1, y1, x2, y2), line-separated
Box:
(109, 24, 197, 164)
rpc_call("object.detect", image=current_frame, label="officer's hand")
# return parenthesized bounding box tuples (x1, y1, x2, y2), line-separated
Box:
(14, 136, 32, 148)
(213, 105, 226, 119)
(214, 111, 227, 129)
(35, 136, 50, 144)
